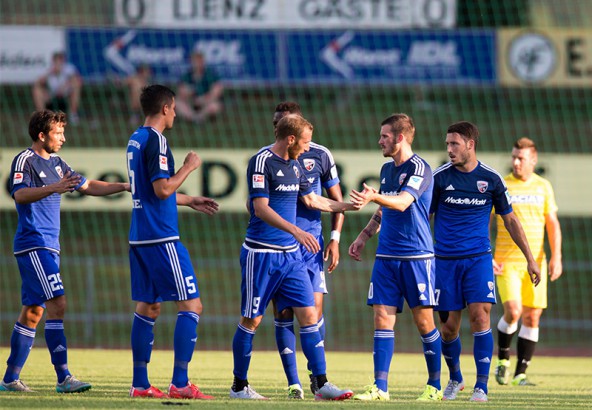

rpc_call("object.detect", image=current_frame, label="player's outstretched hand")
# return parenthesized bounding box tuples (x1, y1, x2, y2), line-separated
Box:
(527, 260, 541, 286)
(183, 151, 202, 172)
(348, 238, 366, 262)
(350, 183, 378, 208)
(54, 170, 82, 194)
(294, 228, 320, 254)
(187, 196, 220, 215)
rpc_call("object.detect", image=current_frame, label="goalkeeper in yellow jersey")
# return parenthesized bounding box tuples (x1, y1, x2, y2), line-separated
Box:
(492, 137, 562, 386)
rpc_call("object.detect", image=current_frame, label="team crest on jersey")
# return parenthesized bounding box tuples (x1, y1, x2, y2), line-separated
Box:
(55, 166, 63, 178)
(293, 165, 300, 178)
(252, 174, 265, 188)
(13, 172, 24, 184)
(399, 173, 407, 185)
(159, 155, 168, 171)
(417, 283, 426, 293)
(477, 180, 489, 193)
(303, 158, 315, 171)
(488, 281, 494, 291)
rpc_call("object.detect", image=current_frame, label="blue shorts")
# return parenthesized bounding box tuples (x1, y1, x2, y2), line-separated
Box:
(300, 234, 327, 294)
(240, 243, 315, 318)
(16, 249, 63, 306)
(129, 241, 200, 303)
(434, 253, 496, 311)
(368, 257, 436, 312)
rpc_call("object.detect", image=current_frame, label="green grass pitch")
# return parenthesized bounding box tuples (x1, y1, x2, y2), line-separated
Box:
(0, 348, 590, 409)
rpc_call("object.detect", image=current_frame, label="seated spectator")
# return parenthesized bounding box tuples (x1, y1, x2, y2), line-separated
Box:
(125, 64, 152, 125)
(176, 51, 223, 124)
(33, 51, 82, 124)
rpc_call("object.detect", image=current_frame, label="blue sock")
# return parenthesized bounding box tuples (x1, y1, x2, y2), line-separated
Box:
(442, 335, 463, 383)
(3, 322, 35, 383)
(274, 319, 300, 386)
(373, 329, 394, 392)
(45, 320, 70, 383)
(232, 324, 255, 380)
(473, 329, 493, 393)
(317, 315, 326, 343)
(421, 328, 442, 390)
(131, 313, 155, 389)
(172, 311, 199, 388)
(300, 324, 326, 376)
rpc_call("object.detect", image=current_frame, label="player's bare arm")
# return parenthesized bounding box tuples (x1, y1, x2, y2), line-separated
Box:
(348, 208, 382, 262)
(252, 197, 320, 254)
(545, 211, 563, 281)
(177, 193, 219, 215)
(500, 211, 541, 285)
(350, 182, 415, 211)
(13, 170, 82, 204)
(78, 179, 130, 196)
(489, 213, 504, 275)
(324, 184, 345, 273)
(153, 151, 201, 199)
(299, 192, 359, 213)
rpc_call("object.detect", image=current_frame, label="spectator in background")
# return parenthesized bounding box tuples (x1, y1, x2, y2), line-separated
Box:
(125, 64, 152, 125)
(33, 52, 82, 125)
(176, 51, 223, 124)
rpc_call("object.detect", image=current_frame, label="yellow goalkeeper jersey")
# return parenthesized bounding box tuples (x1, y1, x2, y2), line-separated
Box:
(494, 173, 557, 266)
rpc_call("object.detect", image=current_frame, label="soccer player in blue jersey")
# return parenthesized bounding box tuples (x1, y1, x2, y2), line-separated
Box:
(2, 110, 129, 393)
(268, 102, 344, 399)
(431, 121, 540, 403)
(126, 84, 219, 400)
(230, 114, 357, 401)
(347, 113, 442, 402)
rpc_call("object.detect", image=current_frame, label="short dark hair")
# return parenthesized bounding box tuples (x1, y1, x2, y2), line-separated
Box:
(381, 113, 415, 143)
(447, 121, 480, 149)
(28, 110, 66, 141)
(140, 84, 175, 117)
(273, 101, 302, 127)
(275, 114, 312, 141)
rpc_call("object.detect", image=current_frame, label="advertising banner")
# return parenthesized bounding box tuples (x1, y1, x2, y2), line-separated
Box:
(1, 148, 589, 215)
(287, 30, 496, 84)
(0, 26, 65, 84)
(114, 0, 457, 29)
(498, 28, 592, 87)
(67, 28, 277, 81)
(66, 28, 494, 85)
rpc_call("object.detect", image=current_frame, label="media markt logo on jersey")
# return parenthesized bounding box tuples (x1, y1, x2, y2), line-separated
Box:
(508, 32, 557, 83)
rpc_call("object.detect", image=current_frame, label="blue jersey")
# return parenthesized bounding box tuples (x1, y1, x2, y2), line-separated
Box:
(296, 143, 340, 237)
(245, 148, 313, 250)
(431, 161, 512, 258)
(127, 127, 179, 245)
(376, 154, 434, 259)
(9, 148, 86, 255)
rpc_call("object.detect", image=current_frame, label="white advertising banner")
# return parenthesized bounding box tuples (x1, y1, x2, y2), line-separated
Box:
(114, 0, 456, 29)
(1, 148, 589, 215)
(0, 26, 66, 84)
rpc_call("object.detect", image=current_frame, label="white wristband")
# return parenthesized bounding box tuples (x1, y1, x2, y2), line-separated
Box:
(330, 230, 341, 243)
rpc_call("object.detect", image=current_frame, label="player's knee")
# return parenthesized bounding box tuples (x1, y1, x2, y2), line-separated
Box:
(276, 308, 294, 320)
(19, 305, 44, 328)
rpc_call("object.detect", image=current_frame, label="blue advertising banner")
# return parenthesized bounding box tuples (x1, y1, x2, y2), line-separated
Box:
(66, 28, 495, 85)
(66, 28, 278, 83)
(286, 30, 496, 85)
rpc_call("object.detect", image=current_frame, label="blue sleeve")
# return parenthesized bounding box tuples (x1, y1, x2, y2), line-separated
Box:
(429, 174, 441, 214)
(401, 162, 432, 201)
(247, 156, 269, 199)
(9, 155, 31, 197)
(493, 176, 513, 215)
(145, 135, 171, 183)
(297, 162, 313, 196)
(320, 149, 339, 190)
